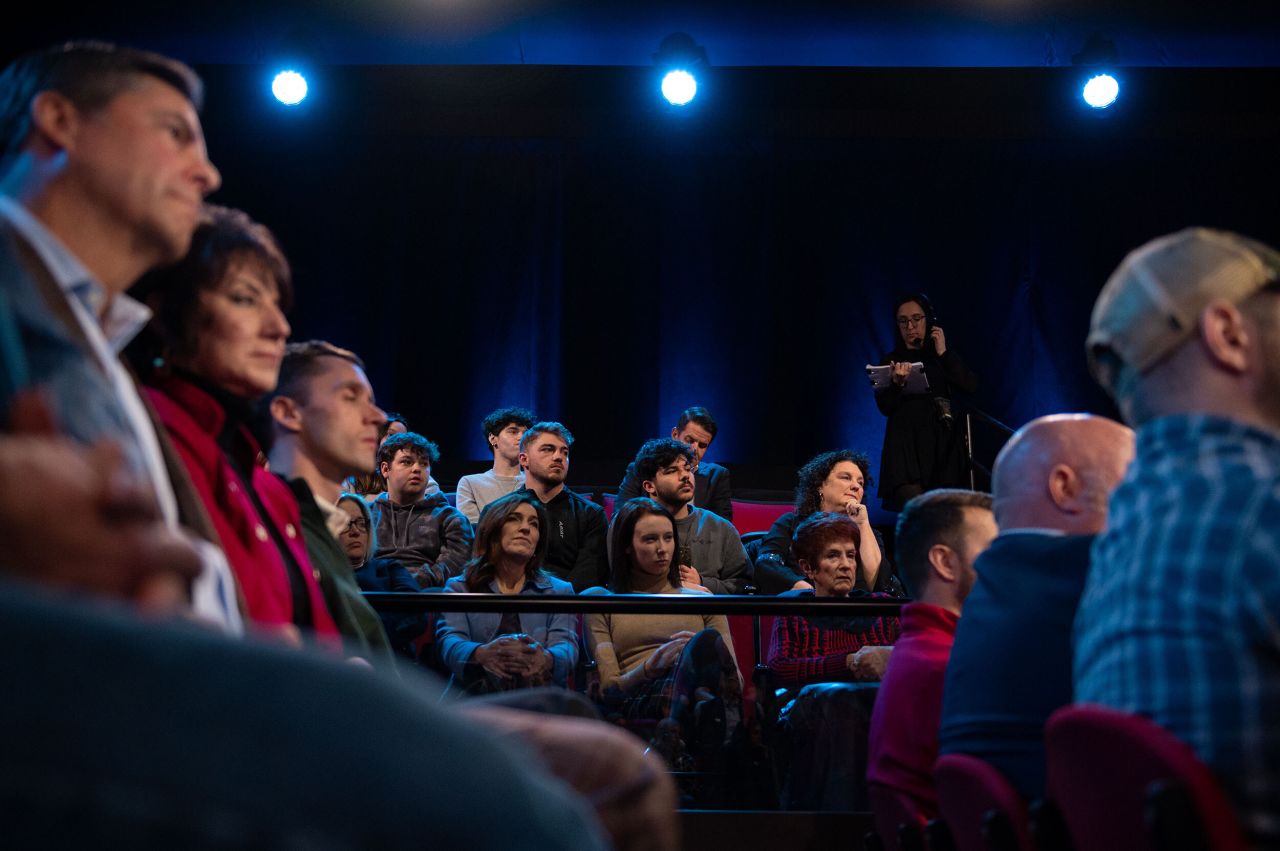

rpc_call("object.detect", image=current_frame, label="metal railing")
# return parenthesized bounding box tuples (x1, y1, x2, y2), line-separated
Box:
(364, 592, 907, 617)
(962, 404, 1016, 491)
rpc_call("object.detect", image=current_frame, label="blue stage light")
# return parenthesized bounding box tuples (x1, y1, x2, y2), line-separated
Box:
(272, 71, 308, 106)
(1082, 74, 1119, 109)
(661, 70, 697, 106)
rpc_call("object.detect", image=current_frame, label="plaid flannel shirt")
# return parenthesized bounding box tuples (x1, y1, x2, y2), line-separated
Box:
(1074, 414, 1280, 845)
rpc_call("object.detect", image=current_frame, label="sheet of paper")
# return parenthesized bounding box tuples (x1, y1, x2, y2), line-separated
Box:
(865, 362, 929, 394)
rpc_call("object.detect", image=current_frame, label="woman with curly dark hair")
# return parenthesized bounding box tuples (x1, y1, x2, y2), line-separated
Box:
(436, 490, 577, 695)
(754, 450, 895, 595)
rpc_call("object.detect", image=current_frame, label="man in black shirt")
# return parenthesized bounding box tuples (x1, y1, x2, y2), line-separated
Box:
(518, 421, 608, 592)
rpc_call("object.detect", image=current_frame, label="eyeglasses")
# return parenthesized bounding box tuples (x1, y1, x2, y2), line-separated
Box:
(342, 518, 369, 534)
(896, 314, 926, 328)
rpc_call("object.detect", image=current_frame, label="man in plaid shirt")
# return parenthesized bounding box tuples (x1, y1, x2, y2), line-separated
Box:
(1075, 228, 1280, 847)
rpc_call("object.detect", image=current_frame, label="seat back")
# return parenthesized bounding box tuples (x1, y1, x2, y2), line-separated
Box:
(1044, 704, 1247, 851)
(730, 499, 793, 535)
(869, 782, 929, 851)
(602, 492, 617, 522)
(934, 753, 1032, 851)
(726, 615, 758, 716)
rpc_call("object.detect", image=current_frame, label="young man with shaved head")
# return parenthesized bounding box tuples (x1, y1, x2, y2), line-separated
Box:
(266, 340, 410, 668)
(938, 413, 1134, 799)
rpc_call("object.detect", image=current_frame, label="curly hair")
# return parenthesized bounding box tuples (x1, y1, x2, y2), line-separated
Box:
(377, 431, 440, 469)
(462, 491, 550, 593)
(793, 449, 874, 518)
(481, 406, 536, 454)
(633, 438, 695, 485)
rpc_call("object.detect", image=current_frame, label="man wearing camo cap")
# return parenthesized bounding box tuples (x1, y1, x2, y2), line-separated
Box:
(1073, 228, 1280, 845)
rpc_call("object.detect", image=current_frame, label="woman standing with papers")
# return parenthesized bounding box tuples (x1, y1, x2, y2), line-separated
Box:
(874, 293, 978, 511)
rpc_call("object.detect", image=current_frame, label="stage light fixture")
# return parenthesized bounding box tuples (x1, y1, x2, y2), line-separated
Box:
(653, 33, 708, 107)
(272, 70, 308, 105)
(661, 70, 697, 106)
(1082, 74, 1119, 109)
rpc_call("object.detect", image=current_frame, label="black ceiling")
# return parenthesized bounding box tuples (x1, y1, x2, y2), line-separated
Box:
(7, 0, 1280, 68)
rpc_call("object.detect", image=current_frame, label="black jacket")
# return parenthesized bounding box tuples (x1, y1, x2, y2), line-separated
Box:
(615, 459, 733, 521)
(754, 510, 898, 597)
(519, 486, 609, 593)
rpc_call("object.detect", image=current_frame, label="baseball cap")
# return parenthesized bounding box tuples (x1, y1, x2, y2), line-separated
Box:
(1087, 227, 1280, 399)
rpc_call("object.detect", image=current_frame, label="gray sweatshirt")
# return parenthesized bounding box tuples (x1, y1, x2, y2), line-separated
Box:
(673, 506, 752, 595)
(371, 492, 475, 588)
(455, 469, 525, 524)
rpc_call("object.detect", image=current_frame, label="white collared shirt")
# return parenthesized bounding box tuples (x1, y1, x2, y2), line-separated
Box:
(0, 194, 242, 634)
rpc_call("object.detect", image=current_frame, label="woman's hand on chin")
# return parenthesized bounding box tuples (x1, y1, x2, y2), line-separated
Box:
(844, 501, 871, 526)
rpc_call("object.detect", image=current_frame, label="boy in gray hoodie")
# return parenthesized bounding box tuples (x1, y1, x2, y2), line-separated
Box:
(371, 432, 474, 588)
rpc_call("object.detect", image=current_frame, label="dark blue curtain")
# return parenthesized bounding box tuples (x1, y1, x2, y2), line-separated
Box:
(201, 65, 1280, 494)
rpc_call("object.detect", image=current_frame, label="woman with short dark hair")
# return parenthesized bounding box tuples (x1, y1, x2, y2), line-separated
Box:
(436, 490, 577, 695)
(131, 205, 340, 650)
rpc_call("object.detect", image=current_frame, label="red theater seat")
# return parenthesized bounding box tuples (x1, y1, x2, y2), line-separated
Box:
(1045, 704, 1247, 851)
(731, 500, 792, 535)
(869, 782, 929, 851)
(935, 753, 1032, 851)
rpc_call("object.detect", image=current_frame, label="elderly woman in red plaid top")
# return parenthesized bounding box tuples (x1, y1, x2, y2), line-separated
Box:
(765, 511, 901, 810)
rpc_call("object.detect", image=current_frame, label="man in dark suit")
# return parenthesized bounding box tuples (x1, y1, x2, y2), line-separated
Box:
(616, 405, 734, 521)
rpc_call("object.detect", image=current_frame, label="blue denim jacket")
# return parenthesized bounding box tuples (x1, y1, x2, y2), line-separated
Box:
(436, 571, 578, 686)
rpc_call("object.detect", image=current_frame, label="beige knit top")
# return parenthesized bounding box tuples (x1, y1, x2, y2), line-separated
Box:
(583, 587, 736, 694)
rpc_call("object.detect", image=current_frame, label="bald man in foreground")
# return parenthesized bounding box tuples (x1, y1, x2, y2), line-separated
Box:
(937, 414, 1135, 799)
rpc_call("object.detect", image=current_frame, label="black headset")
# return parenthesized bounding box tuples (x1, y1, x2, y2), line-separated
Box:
(894, 292, 937, 352)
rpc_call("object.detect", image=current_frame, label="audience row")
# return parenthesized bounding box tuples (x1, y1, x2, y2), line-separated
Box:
(2, 38, 1278, 850)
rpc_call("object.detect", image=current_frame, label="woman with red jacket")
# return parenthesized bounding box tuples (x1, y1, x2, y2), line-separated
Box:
(130, 206, 339, 650)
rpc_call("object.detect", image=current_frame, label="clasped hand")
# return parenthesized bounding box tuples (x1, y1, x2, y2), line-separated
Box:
(0, 392, 200, 611)
(474, 633, 552, 678)
(846, 645, 893, 681)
